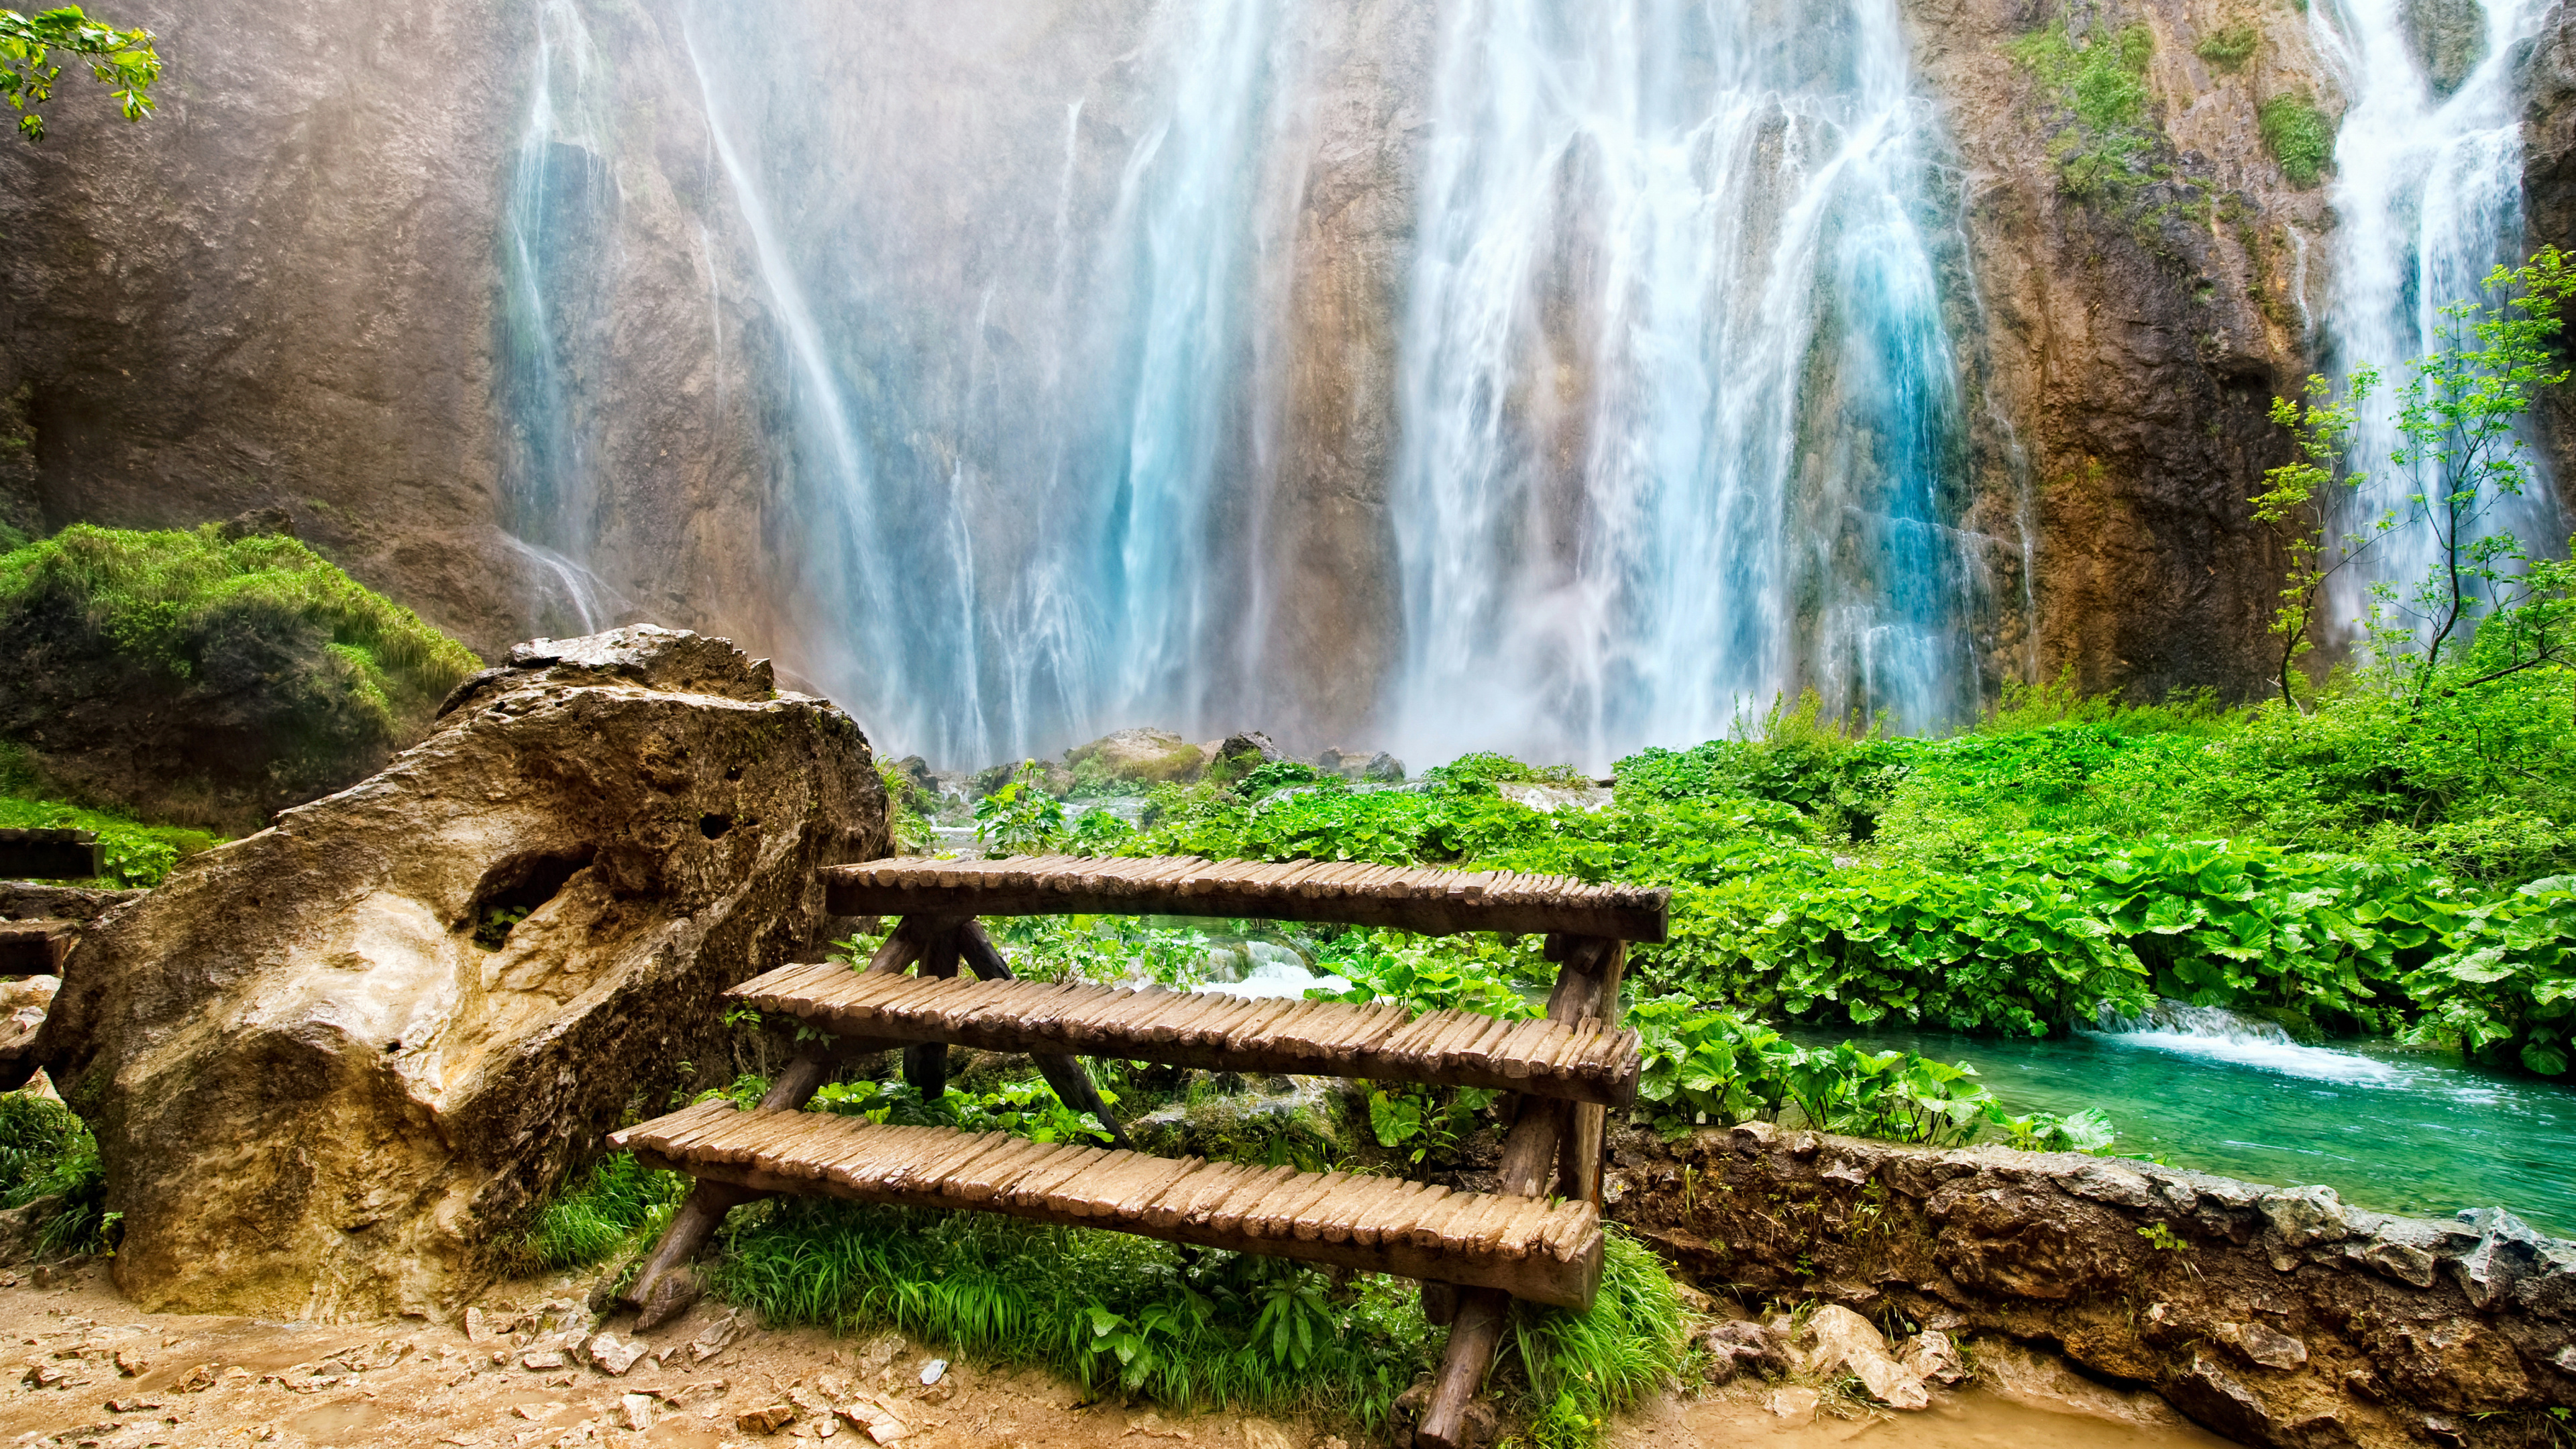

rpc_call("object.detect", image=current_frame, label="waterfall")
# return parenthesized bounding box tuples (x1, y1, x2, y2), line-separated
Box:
(1387, 0, 1983, 766)
(672, 0, 1295, 767)
(2092, 999, 2406, 1083)
(2314, 0, 2563, 634)
(496, 0, 618, 637)
(515, 0, 1995, 768)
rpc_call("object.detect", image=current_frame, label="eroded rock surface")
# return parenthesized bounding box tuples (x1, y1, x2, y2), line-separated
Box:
(1611, 1123, 2576, 1447)
(32, 627, 887, 1320)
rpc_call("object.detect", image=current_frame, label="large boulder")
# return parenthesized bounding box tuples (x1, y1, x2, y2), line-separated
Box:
(32, 626, 887, 1319)
(1062, 728, 1211, 786)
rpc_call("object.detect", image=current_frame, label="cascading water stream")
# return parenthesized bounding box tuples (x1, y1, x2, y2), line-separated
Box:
(673, 0, 1290, 767)
(2313, 0, 2563, 633)
(1389, 0, 1984, 767)
(496, 0, 619, 637)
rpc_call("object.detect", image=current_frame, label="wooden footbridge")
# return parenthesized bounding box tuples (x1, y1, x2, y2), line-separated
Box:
(609, 854, 1667, 1449)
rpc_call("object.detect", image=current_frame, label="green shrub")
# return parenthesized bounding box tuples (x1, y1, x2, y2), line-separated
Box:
(0, 1094, 111, 1258)
(2196, 24, 2259, 71)
(1629, 998, 2016, 1144)
(2259, 93, 2332, 186)
(710, 1201, 1437, 1428)
(0, 788, 217, 887)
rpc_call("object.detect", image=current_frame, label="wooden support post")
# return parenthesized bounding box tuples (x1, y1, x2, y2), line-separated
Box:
(901, 928, 962, 1100)
(1556, 941, 1625, 1206)
(618, 1052, 835, 1328)
(1419, 934, 1618, 1449)
(955, 920, 1134, 1150)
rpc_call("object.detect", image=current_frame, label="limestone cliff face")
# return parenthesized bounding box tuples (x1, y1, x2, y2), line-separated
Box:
(2524, 1, 2576, 485)
(0, 0, 527, 655)
(1902, 0, 2338, 701)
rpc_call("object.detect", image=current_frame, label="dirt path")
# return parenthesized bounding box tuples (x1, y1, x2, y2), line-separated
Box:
(0, 1263, 2233, 1449)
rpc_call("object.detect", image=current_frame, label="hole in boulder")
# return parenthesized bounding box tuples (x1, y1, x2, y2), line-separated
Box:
(700, 814, 733, 839)
(466, 849, 595, 951)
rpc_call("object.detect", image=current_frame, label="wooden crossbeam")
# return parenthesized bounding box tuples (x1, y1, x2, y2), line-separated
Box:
(612, 1099, 1604, 1311)
(0, 919, 75, 976)
(823, 856, 1670, 943)
(0, 830, 100, 882)
(728, 961, 1640, 1107)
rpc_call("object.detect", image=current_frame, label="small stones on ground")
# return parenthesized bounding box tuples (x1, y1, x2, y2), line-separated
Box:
(102, 1397, 159, 1413)
(1767, 1387, 1822, 1423)
(917, 1358, 946, 1387)
(464, 1307, 494, 1344)
(586, 1330, 647, 1377)
(520, 1350, 566, 1372)
(854, 1334, 902, 1375)
(619, 1393, 657, 1431)
(836, 1392, 912, 1444)
(111, 1347, 146, 1377)
(515, 1401, 568, 1422)
(739, 1400, 800, 1434)
(692, 1311, 745, 1364)
(20, 1362, 65, 1387)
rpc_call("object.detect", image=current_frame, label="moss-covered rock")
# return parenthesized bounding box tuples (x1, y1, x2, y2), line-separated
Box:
(0, 523, 481, 833)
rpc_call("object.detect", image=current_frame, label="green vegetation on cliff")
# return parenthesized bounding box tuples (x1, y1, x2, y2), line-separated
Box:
(0, 523, 482, 840)
(2259, 93, 2333, 188)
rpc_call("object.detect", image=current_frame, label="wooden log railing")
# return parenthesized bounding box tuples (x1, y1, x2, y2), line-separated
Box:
(607, 855, 1661, 1449)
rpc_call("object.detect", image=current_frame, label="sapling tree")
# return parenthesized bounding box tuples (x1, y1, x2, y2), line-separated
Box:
(2251, 367, 2390, 710)
(2371, 246, 2576, 704)
(0, 5, 158, 142)
(2261, 246, 2576, 709)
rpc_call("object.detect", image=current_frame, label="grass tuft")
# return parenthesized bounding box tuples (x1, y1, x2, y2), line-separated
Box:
(517, 1151, 690, 1273)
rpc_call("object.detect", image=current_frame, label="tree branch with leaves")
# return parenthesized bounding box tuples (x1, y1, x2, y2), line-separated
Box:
(0, 5, 159, 143)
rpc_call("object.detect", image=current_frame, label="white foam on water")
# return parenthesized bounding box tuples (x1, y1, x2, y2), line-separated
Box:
(1193, 958, 1349, 1001)
(2092, 1000, 2408, 1085)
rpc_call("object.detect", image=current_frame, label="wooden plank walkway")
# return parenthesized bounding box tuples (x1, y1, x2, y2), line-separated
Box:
(612, 1099, 1604, 1311)
(824, 855, 1670, 943)
(730, 961, 1640, 1106)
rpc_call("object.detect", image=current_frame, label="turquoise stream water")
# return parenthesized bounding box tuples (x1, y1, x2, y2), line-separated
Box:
(1792, 1020, 2576, 1239)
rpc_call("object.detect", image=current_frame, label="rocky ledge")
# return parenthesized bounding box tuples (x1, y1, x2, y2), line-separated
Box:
(1607, 1122, 2574, 1448)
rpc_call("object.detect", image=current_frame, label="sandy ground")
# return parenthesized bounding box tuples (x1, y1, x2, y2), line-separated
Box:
(0, 1261, 2235, 1449)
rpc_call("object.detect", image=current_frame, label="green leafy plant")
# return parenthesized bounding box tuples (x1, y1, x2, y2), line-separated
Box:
(2253, 369, 2392, 708)
(2007, 21, 2163, 201)
(0, 5, 158, 142)
(2195, 24, 2259, 71)
(2404, 875, 2576, 1076)
(974, 761, 1067, 855)
(2259, 93, 2332, 187)
(2362, 248, 2576, 704)
(2005, 1108, 2121, 1153)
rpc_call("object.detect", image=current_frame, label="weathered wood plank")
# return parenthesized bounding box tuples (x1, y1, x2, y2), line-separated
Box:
(822, 856, 1668, 943)
(728, 963, 1640, 1107)
(613, 1105, 1602, 1311)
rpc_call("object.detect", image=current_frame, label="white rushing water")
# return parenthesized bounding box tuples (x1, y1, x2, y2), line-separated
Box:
(1388, 0, 1988, 765)
(2313, 0, 2563, 634)
(500, 1, 2005, 767)
(2092, 1000, 2407, 1085)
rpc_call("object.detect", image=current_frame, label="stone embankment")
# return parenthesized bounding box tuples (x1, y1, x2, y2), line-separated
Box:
(1607, 1122, 2575, 1448)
